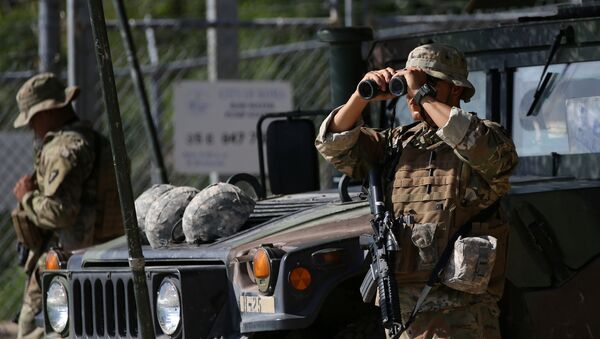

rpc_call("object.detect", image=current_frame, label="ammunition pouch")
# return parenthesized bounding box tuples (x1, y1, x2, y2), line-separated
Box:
(442, 235, 497, 294)
(11, 207, 44, 250)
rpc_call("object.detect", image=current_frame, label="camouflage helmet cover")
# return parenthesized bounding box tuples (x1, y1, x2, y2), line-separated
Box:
(145, 186, 199, 249)
(134, 184, 175, 244)
(14, 73, 80, 128)
(183, 182, 256, 243)
(405, 43, 475, 102)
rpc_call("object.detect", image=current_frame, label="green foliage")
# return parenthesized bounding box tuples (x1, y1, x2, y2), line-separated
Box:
(103, 0, 206, 19)
(0, 212, 26, 321)
(0, 3, 38, 71)
(0, 265, 26, 320)
(238, 0, 326, 19)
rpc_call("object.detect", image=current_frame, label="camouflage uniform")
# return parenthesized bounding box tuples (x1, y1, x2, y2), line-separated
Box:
(13, 73, 121, 339)
(315, 45, 518, 338)
(21, 121, 99, 250)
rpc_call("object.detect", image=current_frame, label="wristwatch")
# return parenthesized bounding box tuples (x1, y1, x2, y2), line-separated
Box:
(413, 83, 437, 107)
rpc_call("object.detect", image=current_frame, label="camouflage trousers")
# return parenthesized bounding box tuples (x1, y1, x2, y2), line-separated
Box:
(382, 284, 501, 339)
(385, 302, 501, 339)
(17, 267, 44, 339)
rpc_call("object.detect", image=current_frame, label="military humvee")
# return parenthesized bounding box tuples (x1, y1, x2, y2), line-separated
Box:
(40, 4, 600, 339)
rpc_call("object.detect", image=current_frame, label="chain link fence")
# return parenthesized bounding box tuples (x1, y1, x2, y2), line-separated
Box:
(0, 17, 39, 321)
(0, 15, 331, 320)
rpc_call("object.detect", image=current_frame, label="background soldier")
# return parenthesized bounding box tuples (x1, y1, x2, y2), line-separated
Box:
(12, 73, 123, 339)
(316, 44, 518, 338)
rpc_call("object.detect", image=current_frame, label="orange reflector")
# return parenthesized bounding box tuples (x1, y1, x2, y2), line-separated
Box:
(289, 267, 311, 291)
(253, 249, 270, 279)
(45, 251, 60, 270)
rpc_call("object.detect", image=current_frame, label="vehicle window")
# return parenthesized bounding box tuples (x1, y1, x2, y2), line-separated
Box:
(512, 61, 600, 156)
(393, 71, 487, 126)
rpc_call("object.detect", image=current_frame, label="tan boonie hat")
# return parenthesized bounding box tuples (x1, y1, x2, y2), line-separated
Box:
(406, 43, 475, 102)
(14, 73, 80, 128)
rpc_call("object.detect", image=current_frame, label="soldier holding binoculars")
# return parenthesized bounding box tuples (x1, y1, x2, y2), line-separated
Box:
(316, 43, 518, 339)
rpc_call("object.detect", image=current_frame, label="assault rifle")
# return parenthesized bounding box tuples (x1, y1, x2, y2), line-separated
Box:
(360, 169, 405, 338)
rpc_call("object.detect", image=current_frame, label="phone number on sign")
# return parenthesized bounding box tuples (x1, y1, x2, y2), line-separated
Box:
(186, 131, 258, 146)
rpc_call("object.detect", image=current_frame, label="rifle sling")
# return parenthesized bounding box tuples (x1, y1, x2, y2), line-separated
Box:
(403, 200, 501, 330)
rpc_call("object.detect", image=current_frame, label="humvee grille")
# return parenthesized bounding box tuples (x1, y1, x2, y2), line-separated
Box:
(71, 273, 140, 338)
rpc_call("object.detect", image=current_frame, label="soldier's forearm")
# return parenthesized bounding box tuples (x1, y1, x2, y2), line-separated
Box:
(328, 92, 369, 133)
(420, 96, 451, 128)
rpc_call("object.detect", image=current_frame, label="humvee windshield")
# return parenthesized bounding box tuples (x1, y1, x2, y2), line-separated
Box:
(513, 61, 600, 156)
(393, 61, 600, 159)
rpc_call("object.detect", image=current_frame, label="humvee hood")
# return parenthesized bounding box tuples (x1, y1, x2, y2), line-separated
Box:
(76, 196, 370, 268)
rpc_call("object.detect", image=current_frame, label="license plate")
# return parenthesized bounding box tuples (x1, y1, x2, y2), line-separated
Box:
(239, 295, 275, 313)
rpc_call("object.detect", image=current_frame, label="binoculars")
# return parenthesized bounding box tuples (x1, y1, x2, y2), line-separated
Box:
(358, 76, 407, 100)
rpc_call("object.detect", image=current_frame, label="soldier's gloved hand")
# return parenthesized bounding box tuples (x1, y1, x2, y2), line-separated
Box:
(13, 175, 35, 202)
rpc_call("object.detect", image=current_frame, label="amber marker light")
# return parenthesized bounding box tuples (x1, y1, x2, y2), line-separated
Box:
(253, 248, 271, 279)
(289, 267, 311, 291)
(45, 250, 61, 270)
(311, 248, 345, 268)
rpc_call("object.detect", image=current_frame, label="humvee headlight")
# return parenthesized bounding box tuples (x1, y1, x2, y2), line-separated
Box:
(46, 278, 69, 334)
(156, 278, 181, 335)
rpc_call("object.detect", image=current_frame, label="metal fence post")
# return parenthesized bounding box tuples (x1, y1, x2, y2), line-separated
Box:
(67, 0, 102, 125)
(144, 15, 161, 129)
(38, 0, 60, 74)
(207, 0, 239, 81)
(144, 15, 165, 185)
(207, 0, 239, 183)
(113, 0, 169, 185)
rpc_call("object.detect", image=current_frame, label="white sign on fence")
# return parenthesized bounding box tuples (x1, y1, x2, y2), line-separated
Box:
(174, 80, 293, 174)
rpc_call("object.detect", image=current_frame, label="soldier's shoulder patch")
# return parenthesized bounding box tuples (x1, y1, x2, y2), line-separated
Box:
(48, 169, 59, 184)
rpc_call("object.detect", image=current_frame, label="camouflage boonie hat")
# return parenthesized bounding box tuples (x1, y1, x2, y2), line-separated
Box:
(14, 73, 80, 128)
(406, 43, 475, 102)
(183, 183, 256, 243)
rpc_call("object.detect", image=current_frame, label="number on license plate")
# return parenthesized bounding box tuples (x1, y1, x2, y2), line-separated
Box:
(239, 295, 275, 313)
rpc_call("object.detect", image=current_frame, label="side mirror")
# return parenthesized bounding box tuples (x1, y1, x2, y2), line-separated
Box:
(266, 119, 319, 195)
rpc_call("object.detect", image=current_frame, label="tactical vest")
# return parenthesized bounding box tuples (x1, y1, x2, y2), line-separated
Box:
(388, 135, 508, 297)
(90, 133, 124, 244)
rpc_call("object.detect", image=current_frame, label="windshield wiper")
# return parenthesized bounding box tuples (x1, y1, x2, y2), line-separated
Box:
(526, 26, 574, 116)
